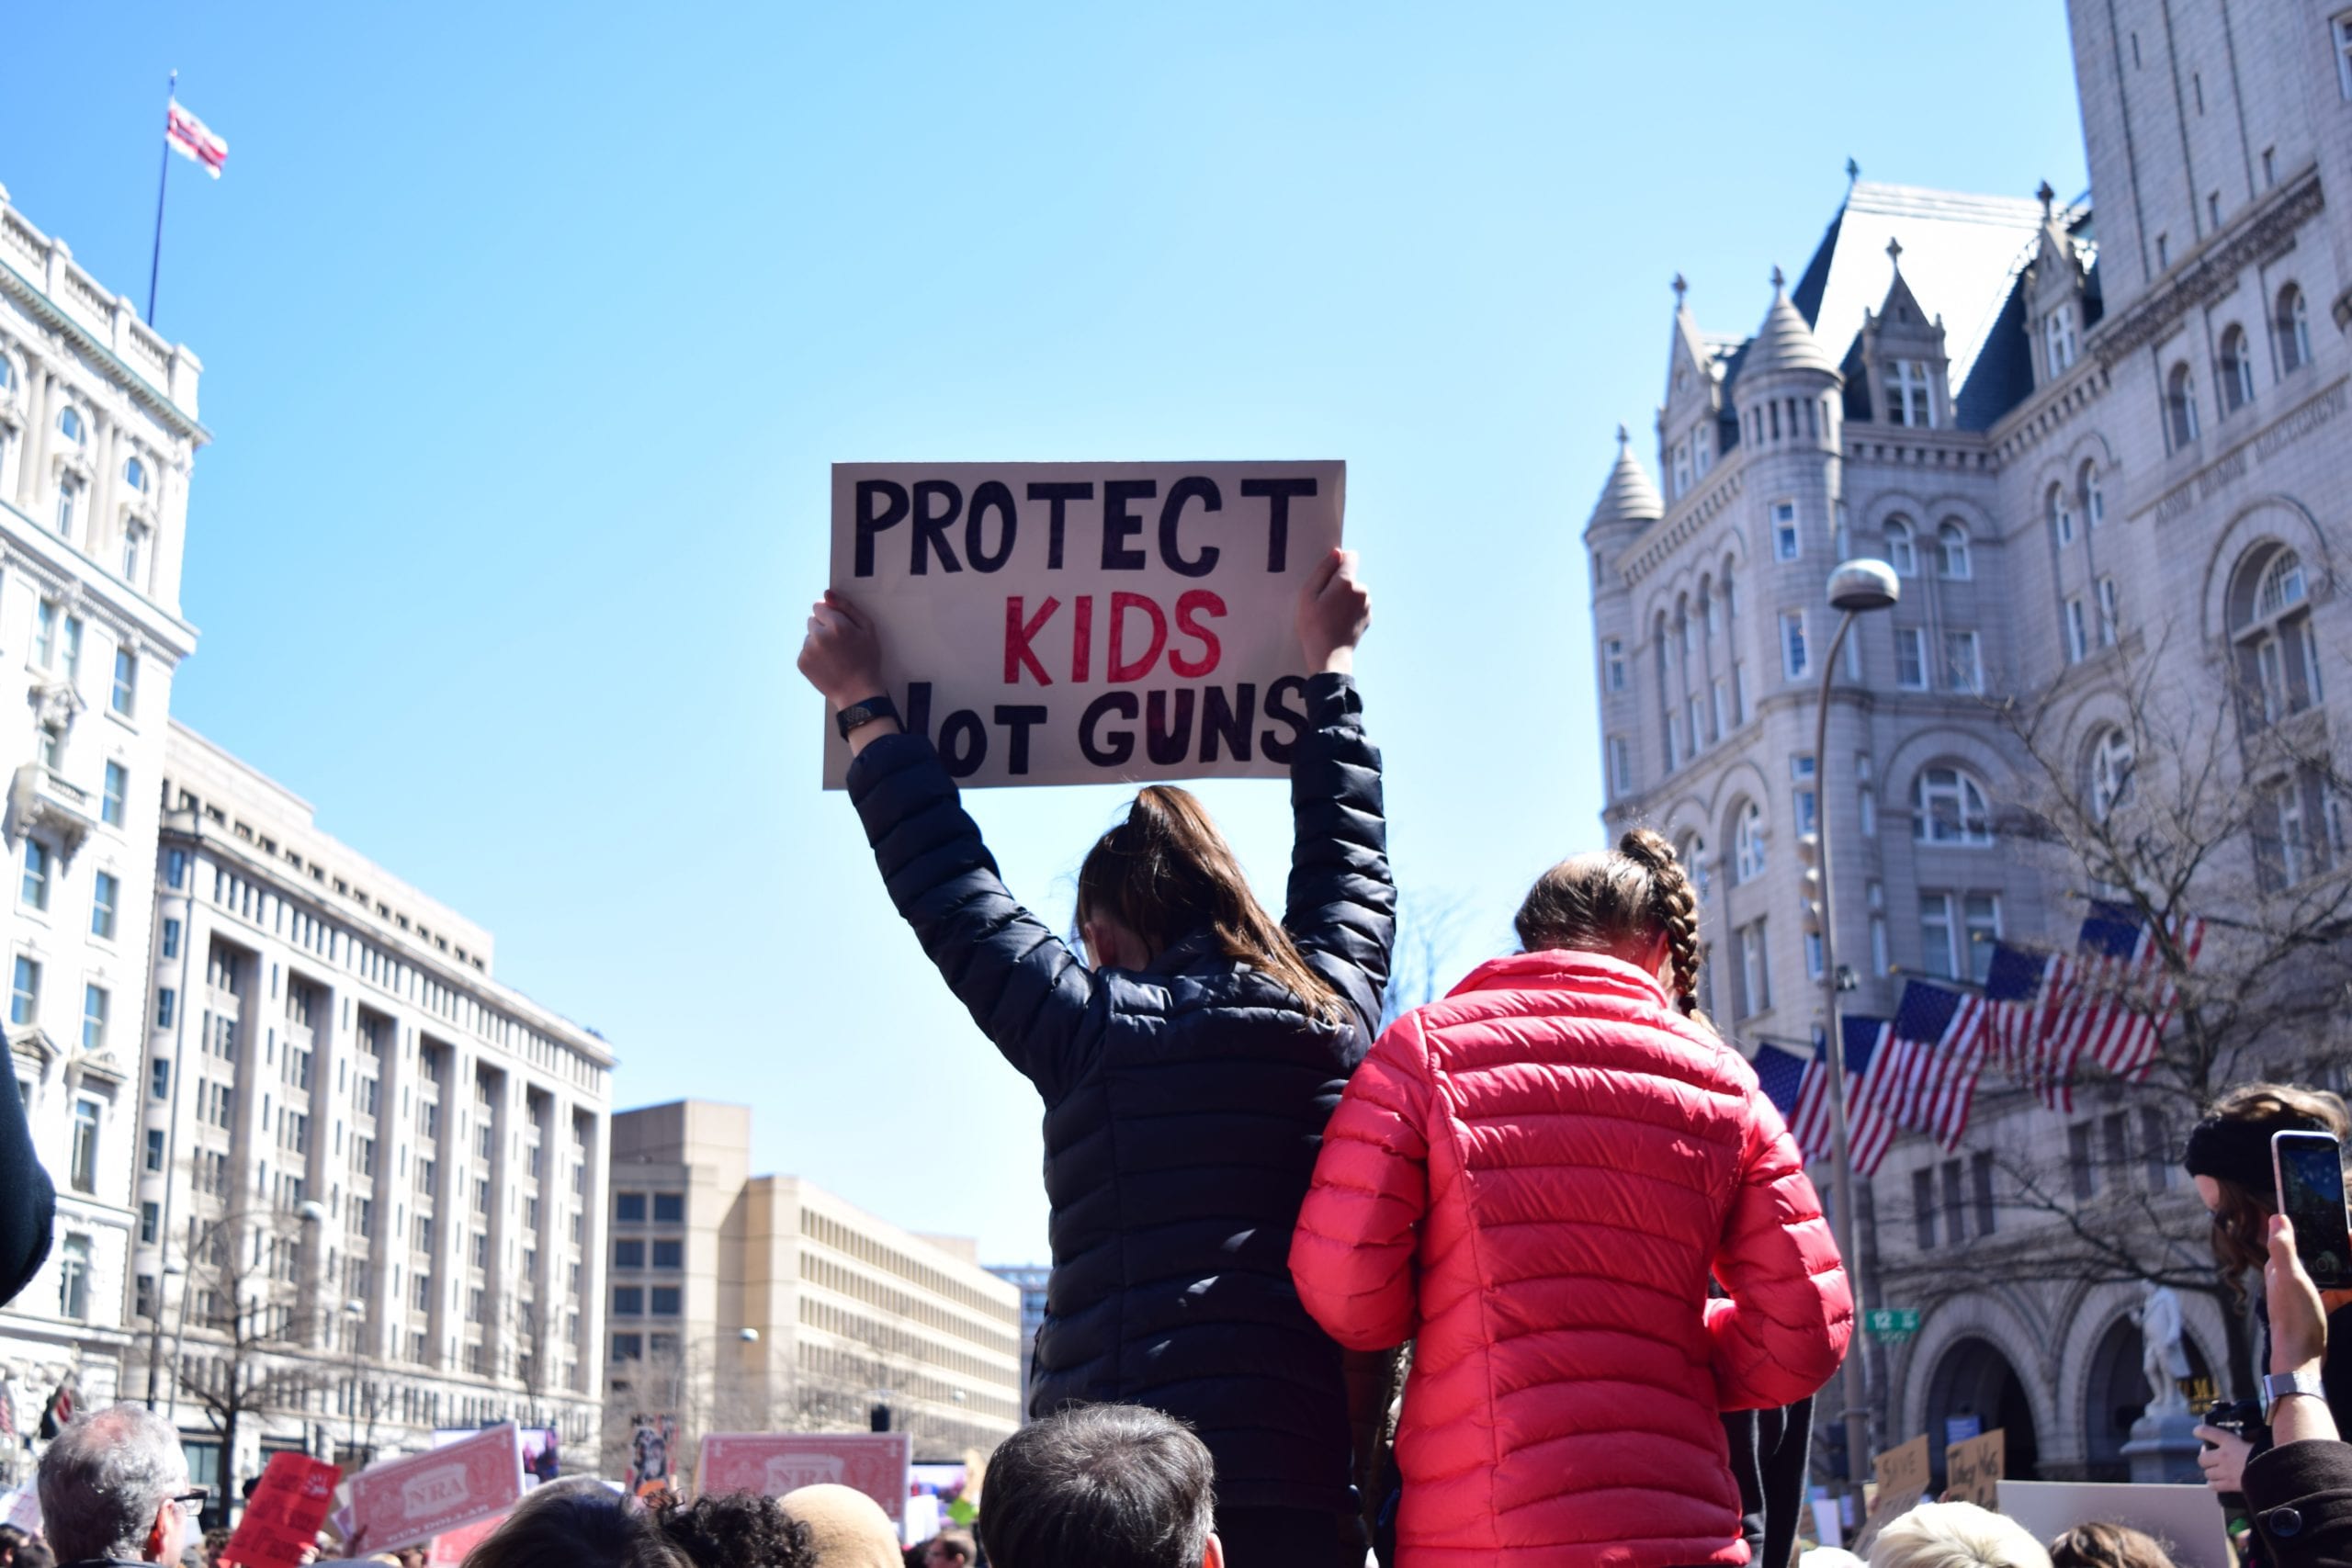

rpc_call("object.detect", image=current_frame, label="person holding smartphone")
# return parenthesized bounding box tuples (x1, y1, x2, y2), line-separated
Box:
(2184, 1084, 2352, 1498)
(2242, 1213, 2352, 1565)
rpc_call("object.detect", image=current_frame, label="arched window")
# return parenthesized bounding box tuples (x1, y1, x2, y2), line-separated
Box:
(1677, 593, 1695, 665)
(1678, 831, 1713, 906)
(2219, 325, 2256, 414)
(2048, 484, 2075, 547)
(2230, 546, 2323, 725)
(0, 355, 14, 391)
(124, 456, 147, 493)
(1699, 578, 1717, 641)
(1913, 767, 1994, 846)
(2277, 284, 2312, 374)
(121, 521, 148, 586)
(1884, 516, 1917, 575)
(2081, 461, 2105, 527)
(2088, 727, 2136, 820)
(1721, 558, 1739, 621)
(1733, 801, 1767, 883)
(1936, 521, 1973, 580)
(57, 405, 84, 445)
(2166, 363, 2201, 446)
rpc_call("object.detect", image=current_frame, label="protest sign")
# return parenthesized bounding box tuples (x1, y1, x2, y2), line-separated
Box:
(347, 1423, 523, 1555)
(823, 461, 1346, 789)
(1997, 1481, 2230, 1568)
(697, 1432, 912, 1529)
(1942, 1427, 2004, 1508)
(225, 1452, 343, 1568)
(0, 1487, 40, 1534)
(424, 1510, 507, 1568)
(1848, 1435, 1930, 1557)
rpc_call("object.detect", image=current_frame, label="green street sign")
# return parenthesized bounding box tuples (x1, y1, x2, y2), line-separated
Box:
(1865, 1308, 1921, 1340)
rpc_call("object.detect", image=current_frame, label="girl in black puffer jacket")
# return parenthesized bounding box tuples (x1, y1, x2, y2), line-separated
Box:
(798, 550, 1395, 1568)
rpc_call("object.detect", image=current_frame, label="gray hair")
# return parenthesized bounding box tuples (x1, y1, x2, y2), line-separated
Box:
(38, 1403, 190, 1562)
(976, 1403, 1216, 1568)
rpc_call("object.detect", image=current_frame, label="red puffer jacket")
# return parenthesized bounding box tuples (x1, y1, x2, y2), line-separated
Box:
(1289, 950, 1851, 1568)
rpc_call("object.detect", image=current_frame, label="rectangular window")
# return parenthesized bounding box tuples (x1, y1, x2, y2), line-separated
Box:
(165, 849, 187, 890)
(651, 1238, 683, 1269)
(1858, 753, 1878, 837)
(150, 1058, 170, 1100)
(58, 1234, 90, 1320)
(1920, 893, 1959, 980)
(102, 762, 127, 828)
(2068, 1122, 2097, 1199)
(21, 840, 51, 910)
(615, 1238, 644, 1269)
(1731, 661, 1747, 726)
(616, 1191, 646, 1223)
(11, 956, 39, 1026)
(1804, 930, 1825, 980)
(1942, 630, 1982, 694)
(2141, 1107, 2174, 1190)
(1792, 755, 1817, 839)
(2337, 12, 2352, 99)
(1736, 919, 1770, 1018)
(2065, 597, 2088, 662)
(2097, 578, 2120, 646)
(1894, 627, 1927, 689)
(1913, 1168, 1938, 1251)
(1962, 894, 2002, 984)
(1772, 500, 1800, 561)
(155, 988, 175, 1029)
(652, 1193, 684, 1224)
(1886, 360, 1934, 427)
(110, 649, 137, 717)
(34, 601, 56, 668)
(91, 872, 119, 940)
(81, 985, 107, 1053)
(650, 1286, 681, 1316)
(1607, 737, 1632, 799)
(612, 1333, 643, 1362)
(1869, 882, 1890, 977)
(612, 1286, 643, 1315)
(70, 1098, 101, 1191)
(1781, 612, 1808, 680)
(145, 1126, 165, 1172)
(1972, 1153, 1996, 1235)
(161, 918, 181, 960)
(1603, 639, 1627, 692)
(140, 1199, 160, 1244)
(1942, 1159, 1969, 1241)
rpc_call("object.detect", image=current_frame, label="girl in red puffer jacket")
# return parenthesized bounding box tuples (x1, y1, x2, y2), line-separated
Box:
(1289, 830, 1853, 1568)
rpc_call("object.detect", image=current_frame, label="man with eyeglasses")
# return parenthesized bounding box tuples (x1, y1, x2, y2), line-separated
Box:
(38, 1404, 205, 1568)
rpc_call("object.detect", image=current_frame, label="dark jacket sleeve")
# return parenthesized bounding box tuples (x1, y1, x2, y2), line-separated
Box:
(1281, 674, 1396, 1041)
(2245, 1438, 2352, 1568)
(847, 732, 1102, 1104)
(0, 1068, 55, 1306)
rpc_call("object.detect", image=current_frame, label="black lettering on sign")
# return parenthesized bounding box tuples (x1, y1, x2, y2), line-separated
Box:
(1260, 675, 1309, 763)
(910, 480, 965, 574)
(905, 682, 934, 743)
(1080, 692, 1139, 767)
(1025, 482, 1093, 570)
(1201, 682, 1254, 763)
(994, 705, 1048, 776)
(938, 709, 988, 776)
(967, 481, 1018, 572)
(1146, 690, 1196, 766)
(1101, 479, 1155, 570)
(854, 480, 910, 578)
(1157, 477, 1222, 578)
(1239, 477, 1317, 572)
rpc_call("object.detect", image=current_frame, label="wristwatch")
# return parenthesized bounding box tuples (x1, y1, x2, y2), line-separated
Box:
(835, 694, 900, 742)
(2261, 1369, 2327, 1422)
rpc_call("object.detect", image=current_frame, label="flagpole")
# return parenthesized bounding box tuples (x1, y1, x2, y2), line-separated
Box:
(145, 70, 176, 326)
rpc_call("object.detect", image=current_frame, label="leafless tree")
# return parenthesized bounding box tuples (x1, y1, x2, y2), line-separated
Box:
(1381, 886, 1481, 1028)
(174, 1209, 333, 1519)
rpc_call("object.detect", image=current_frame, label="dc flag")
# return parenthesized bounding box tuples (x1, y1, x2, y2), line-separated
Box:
(166, 100, 228, 178)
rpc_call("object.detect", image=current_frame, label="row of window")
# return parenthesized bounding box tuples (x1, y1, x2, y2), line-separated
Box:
(2164, 285, 2316, 451)
(0, 392, 161, 590)
(10, 954, 115, 1053)
(611, 1284, 683, 1316)
(613, 1237, 683, 1269)
(614, 1190, 684, 1224)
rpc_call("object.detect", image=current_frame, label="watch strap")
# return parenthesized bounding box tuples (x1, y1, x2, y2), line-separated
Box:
(835, 694, 900, 742)
(2262, 1369, 2327, 1421)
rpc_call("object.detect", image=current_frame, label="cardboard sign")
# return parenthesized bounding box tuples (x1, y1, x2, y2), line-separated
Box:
(1942, 1427, 2005, 1508)
(824, 461, 1347, 789)
(1848, 1435, 1930, 1557)
(1997, 1481, 2232, 1568)
(347, 1423, 523, 1554)
(225, 1453, 343, 1568)
(697, 1432, 912, 1527)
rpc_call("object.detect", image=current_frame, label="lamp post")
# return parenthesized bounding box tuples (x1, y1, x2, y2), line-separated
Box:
(146, 1259, 186, 1410)
(344, 1300, 367, 1463)
(1810, 558, 1900, 1514)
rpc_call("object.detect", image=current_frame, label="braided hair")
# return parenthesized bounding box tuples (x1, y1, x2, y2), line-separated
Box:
(1513, 829, 1711, 1025)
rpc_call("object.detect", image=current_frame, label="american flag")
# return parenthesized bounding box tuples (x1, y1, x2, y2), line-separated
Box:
(1839, 1015, 1901, 1176)
(166, 100, 229, 178)
(1888, 981, 1988, 1149)
(1982, 906, 2206, 1111)
(1753, 1039, 1831, 1165)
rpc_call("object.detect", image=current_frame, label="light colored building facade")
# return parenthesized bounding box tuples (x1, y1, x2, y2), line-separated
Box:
(983, 1262, 1048, 1417)
(0, 181, 204, 1462)
(140, 723, 614, 1495)
(1586, 0, 2350, 1482)
(605, 1100, 1021, 1474)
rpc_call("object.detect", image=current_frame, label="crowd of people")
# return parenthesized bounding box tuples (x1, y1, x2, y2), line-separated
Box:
(4, 549, 2350, 1565)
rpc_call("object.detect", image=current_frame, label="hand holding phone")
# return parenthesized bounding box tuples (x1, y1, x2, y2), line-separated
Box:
(2272, 1130, 2352, 1291)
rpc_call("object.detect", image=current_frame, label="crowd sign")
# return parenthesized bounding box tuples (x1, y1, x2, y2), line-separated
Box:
(346, 1423, 524, 1554)
(823, 462, 1346, 790)
(1943, 1428, 2005, 1508)
(224, 1452, 342, 1568)
(1849, 1435, 1930, 1557)
(697, 1432, 912, 1528)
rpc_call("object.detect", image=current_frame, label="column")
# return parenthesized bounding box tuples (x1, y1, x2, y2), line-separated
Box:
(16, 359, 47, 512)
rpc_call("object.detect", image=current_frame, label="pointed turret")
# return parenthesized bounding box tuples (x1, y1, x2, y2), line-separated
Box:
(1742, 265, 1838, 378)
(1587, 424, 1663, 536)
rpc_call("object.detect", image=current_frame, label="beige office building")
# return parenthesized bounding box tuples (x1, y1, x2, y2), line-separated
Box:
(604, 1101, 1021, 1476)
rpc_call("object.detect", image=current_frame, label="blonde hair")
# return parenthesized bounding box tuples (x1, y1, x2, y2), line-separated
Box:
(1515, 829, 1706, 1021)
(1868, 1503, 2052, 1568)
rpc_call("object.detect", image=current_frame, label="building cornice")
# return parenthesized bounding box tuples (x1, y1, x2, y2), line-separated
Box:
(1621, 463, 1746, 588)
(1988, 361, 2113, 467)
(0, 258, 210, 446)
(2091, 164, 2324, 366)
(0, 505, 200, 661)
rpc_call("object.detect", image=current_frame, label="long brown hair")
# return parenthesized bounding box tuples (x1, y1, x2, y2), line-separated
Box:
(1514, 828, 1707, 1023)
(1076, 785, 1340, 1021)
(2198, 1081, 2351, 1280)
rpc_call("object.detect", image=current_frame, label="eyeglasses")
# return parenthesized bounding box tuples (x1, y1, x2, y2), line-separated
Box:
(174, 1490, 209, 1519)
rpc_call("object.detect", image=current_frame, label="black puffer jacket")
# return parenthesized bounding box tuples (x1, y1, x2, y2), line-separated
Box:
(849, 672, 1394, 1515)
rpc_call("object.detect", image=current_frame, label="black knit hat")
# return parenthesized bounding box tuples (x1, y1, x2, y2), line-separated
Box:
(2184, 1104, 2330, 1195)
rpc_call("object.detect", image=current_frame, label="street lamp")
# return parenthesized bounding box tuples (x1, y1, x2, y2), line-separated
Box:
(344, 1300, 367, 1463)
(1811, 557, 1899, 1515)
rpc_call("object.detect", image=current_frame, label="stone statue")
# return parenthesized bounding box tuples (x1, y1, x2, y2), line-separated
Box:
(2135, 1284, 2192, 1413)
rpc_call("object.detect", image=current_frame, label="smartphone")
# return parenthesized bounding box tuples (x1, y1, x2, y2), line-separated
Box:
(2272, 1130, 2352, 1290)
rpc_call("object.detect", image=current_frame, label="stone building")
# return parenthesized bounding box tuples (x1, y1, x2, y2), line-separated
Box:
(1586, 0, 2350, 1482)
(0, 182, 204, 1466)
(141, 724, 613, 1504)
(604, 1100, 1021, 1476)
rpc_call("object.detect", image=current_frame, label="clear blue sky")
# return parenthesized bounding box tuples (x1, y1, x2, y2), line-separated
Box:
(4, 2, 2086, 1264)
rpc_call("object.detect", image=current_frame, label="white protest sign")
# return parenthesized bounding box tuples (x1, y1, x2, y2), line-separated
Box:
(823, 461, 1346, 789)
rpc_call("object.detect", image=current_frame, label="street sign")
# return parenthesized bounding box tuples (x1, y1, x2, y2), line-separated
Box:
(1864, 1307, 1920, 1340)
